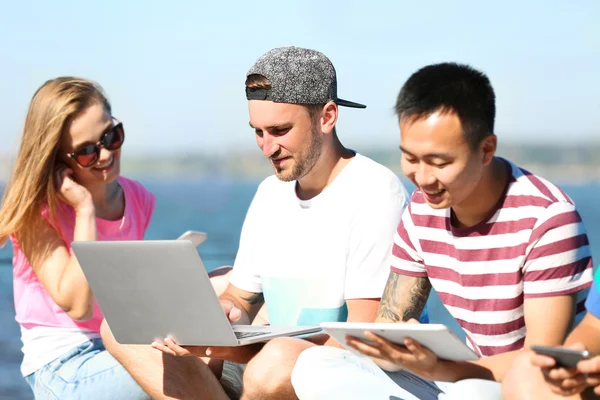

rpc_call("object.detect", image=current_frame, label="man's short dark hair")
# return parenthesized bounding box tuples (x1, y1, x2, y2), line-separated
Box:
(395, 63, 496, 148)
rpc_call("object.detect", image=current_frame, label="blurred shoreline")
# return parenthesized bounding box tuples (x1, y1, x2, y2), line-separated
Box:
(1, 142, 600, 185)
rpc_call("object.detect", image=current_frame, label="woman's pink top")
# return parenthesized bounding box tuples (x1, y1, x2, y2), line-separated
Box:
(12, 177, 155, 333)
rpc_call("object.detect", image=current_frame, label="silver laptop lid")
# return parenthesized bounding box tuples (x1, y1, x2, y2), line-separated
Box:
(72, 240, 238, 346)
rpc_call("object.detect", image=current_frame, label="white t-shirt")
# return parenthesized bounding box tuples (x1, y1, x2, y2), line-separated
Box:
(229, 154, 408, 326)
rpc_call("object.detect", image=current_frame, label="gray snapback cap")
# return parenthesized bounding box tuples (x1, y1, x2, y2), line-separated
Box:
(246, 46, 366, 109)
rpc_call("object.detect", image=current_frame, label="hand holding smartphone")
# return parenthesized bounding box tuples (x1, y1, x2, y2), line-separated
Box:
(531, 345, 591, 368)
(177, 230, 208, 248)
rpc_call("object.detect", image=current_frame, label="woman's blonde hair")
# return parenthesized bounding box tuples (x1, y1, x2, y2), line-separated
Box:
(0, 77, 111, 245)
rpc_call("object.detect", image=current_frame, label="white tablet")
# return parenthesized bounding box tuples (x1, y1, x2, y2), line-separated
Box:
(177, 230, 208, 247)
(321, 322, 479, 361)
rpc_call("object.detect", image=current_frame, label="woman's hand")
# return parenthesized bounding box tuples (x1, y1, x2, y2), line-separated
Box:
(55, 164, 93, 214)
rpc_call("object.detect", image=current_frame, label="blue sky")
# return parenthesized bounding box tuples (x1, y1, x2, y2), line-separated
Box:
(1, 0, 598, 156)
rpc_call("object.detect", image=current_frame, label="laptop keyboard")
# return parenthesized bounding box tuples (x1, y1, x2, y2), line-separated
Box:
(235, 331, 272, 339)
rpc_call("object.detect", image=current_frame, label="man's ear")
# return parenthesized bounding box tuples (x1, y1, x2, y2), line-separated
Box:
(320, 101, 338, 135)
(480, 134, 497, 166)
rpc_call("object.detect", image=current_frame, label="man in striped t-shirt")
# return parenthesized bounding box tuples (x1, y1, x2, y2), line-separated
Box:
(291, 63, 593, 400)
(390, 164, 591, 358)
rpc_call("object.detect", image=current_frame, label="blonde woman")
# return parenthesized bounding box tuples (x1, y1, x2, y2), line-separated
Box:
(0, 77, 153, 399)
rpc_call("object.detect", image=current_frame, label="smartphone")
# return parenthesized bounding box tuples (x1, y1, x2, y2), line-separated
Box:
(531, 345, 590, 368)
(177, 230, 208, 247)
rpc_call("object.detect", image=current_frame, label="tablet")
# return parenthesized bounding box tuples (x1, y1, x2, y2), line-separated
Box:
(177, 230, 208, 247)
(321, 322, 479, 361)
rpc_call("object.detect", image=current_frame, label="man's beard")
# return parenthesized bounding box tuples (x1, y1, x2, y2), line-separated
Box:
(273, 127, 322, 182)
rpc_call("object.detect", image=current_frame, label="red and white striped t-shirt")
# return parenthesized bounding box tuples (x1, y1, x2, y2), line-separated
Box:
(391, 159, 593, 357)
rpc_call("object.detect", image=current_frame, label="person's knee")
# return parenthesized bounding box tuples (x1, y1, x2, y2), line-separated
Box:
(243, 338, 309, 397)
(512, 350, 535, 370)
(290, 347, 320, 395)
(506, 351, 536, 381)
(502, 351, 537, 400)
(442, 379, 502, 400)
(291, 346, 346, 398)
(291, 346, 353, 399)
(293, 345, 346, 375)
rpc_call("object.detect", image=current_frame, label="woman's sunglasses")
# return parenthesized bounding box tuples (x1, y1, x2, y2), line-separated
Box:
(66, 119, 125, 168)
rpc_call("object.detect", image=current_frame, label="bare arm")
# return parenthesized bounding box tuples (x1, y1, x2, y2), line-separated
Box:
(522, 294, 576, 348)
(321, 298, 382, 348)
(565, 312, 600, 354)
(375, 271, 432, 323)
(435, 294, 577, 383)
(20, 209, 97, 321)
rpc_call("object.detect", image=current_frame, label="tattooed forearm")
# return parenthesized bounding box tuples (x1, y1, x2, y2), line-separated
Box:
(376, 271, 432, 322)
(241, 292, 265, 305)
(377, 272, 403, 322)
(402, 277, 431, 321)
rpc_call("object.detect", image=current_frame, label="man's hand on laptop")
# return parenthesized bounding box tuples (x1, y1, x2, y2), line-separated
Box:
(151, 337, 199, 357)
(149, 299, 259, 363)
(149, 299, 243, 358)
(151, 337, 261, 363)
(220, 298, 243, 323)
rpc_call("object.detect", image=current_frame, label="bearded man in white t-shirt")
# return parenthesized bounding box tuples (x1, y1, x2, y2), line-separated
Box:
(101, 46, 418, 400)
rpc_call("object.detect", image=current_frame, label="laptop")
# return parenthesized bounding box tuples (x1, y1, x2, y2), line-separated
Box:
(71, 240, 321, 346)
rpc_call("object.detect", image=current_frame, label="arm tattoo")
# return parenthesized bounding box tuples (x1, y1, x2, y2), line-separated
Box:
(241, 292, 264, 305)
(377, 272, 403, 322)
(402, 277, 431, 321)
(376, 271, 432, 322)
